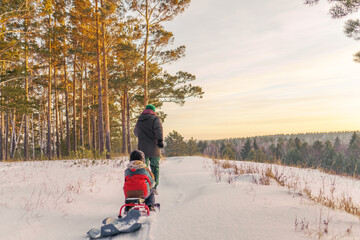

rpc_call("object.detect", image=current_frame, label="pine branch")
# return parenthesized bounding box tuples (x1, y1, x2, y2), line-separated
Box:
(0, 41, 20, 58)
(148, 1, 161, 19)
(0, 30, 27, 36)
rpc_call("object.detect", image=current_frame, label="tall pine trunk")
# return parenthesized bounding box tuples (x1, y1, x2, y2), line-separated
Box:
(121, 91, 126, 154)
(64, 57, 70, 155)
(31, 113, 35, 159)
(24, 6, 29, 161)
(10, 111, 15, 159)
(101, 0, 111, 158)
(47, 15, 52, 160)
(87, 105, 91, 149)
(59, 94, 63, 144)
(79, 61, 84, 148)
(126, 90, 131, 153)
(143, 0, 149, 107)
(73, 53, 77, 153)
(92, 74, 97, 152)
(52, 120, 56, 157)
(39, 112, 43, 158)
(95, 0, 104, 154)
(86, 72, 91, 149)
(0, 112, 3, 161)
(55, 67, 60, 158)
(5, 112, 9, 160)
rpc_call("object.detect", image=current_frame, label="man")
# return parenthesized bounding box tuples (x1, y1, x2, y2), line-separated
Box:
(134, 104, 163, 194)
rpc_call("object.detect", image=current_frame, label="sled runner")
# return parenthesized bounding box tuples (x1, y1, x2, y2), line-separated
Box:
(118, 198, 160, 218)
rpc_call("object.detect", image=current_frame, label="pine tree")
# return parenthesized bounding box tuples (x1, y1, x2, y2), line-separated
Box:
(240, 138, 251, 160)
(334, 136, 341, 151)
(197, 140, 208, 153)
(221, 141, 236, 160)
(312, 140, 324, 167)
(253, 138, 259, 150)
(349, 132, 358, 148)
(187, 137, 199, 156)
(283, 147, 302, 166)
(164, 130, 186, 157)
(322, 140, 336, 171)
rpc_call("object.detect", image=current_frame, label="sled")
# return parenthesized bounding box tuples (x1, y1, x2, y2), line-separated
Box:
(119, 198, 160, 218)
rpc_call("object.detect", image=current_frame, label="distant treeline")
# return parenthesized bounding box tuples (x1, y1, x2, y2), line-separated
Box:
(164, 130, 360, 177)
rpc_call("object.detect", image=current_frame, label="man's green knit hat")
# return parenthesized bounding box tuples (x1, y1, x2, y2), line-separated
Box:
(145, 104, 156, 112)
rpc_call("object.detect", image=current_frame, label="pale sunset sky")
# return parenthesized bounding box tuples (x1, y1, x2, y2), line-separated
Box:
(160, 0, 360, 140)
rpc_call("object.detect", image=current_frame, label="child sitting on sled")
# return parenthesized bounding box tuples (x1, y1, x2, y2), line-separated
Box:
(123, 150, 156, 211)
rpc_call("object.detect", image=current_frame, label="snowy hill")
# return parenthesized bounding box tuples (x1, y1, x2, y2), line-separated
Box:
(1, 157, 359, 240)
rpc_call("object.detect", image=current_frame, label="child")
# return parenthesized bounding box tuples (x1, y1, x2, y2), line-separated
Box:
(123, 150, 156, 209)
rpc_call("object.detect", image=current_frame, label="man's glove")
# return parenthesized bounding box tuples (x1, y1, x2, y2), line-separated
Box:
(157, 140, 164, 148)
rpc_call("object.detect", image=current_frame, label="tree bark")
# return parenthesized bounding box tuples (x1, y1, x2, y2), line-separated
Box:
(143, 0, 149, 107)
(86, 75, 91, 149)
(101, 0, 111, 158)
(73, 53, 77, 153)
(126, 90, 131, 154)
(24, 4, 29, 160)
(121, 91, 126, 154)
(47, 15, 52, 160)
(10, 111, 15, 159)
(59, 94, 63, 144)
(96, 0, 104, 154)
(79, 61, 84, 148)
(39, 112, 43, 158)
(31, 113, 35, 160)
(64, 57, 70, 155)
(91, 74, 97, 152)
(92, 73, 97, 152)
(87, 105, 91, 149)
(52, 119, 55, 157)
(0, 111, 3, 161)
(55, 67, 60, 158)
(5, 112, 9, 160)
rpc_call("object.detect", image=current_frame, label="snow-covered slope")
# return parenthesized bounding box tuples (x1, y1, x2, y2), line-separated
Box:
(0, 157, 359, 240)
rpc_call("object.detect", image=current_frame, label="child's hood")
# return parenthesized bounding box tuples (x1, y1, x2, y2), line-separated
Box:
(127, 160, 147, 170)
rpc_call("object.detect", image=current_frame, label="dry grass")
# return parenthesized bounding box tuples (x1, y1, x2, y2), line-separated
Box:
(295, 209, 332, 239)
(2, 158, 128, 221)
(210, 159, 360, 220)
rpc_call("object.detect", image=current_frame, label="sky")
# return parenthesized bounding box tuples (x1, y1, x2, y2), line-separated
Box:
(160, 0, 360, 140)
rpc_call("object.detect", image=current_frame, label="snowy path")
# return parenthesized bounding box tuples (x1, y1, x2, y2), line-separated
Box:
(151, 157, 360, 240)
(151, 157, 309, 240)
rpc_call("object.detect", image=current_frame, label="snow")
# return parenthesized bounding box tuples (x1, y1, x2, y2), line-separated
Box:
(0, 157, 360, 240)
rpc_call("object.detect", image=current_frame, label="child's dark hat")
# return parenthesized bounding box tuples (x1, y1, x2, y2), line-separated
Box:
(130, 150, 145, 162)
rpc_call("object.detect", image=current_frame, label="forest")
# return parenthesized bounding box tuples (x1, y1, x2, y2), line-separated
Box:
(164, 131, 360, 178)
(0, 0, 203, 161)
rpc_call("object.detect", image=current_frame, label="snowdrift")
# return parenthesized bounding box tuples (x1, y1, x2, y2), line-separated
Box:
(0, 157, 359, 240)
